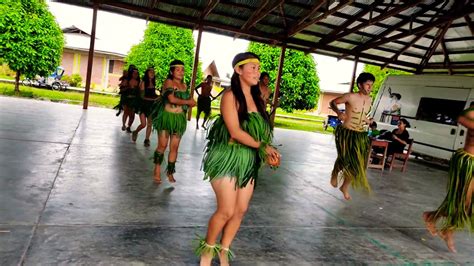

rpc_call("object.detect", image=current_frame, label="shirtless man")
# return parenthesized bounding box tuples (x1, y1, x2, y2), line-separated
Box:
(195, 75, 214, 129)
(329, 72, 375, 200)
(423, 105, 474, 253)
(259, 72, 271, 106)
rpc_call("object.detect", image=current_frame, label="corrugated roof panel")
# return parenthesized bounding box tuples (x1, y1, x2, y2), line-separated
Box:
(321, 15, 346, 25)
(52, 0, 474, 74)
(398, 54, 422, 65)
(331, 40, 355, 50)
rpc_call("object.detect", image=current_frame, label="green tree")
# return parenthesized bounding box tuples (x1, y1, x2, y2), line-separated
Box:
(0, 0, 64, 92)
(126, 22, 202, 87)
(362, 64, 410, 99)
(248, 42, 320, 112)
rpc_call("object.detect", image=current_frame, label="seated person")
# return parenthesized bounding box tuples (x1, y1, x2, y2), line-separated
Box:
(377, 118, 411, 156)
(368, 121, 380, 138)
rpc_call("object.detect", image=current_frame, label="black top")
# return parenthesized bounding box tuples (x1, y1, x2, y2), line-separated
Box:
(144, 87, 158, 99)
(389, 129, 410, 154)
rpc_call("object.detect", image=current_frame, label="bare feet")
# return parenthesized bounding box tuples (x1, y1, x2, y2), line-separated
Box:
(167, 173, 176, 183)
(131, 130, 138, 142)
(153, 166, 161, 184)
(199, 252, 212, 266)
(218, 249, 230, 266)
(422, 212, 437, 236)
(330, 174, 338, 188)
(339, 186, 351, 200)
(439, 230, 456, 253)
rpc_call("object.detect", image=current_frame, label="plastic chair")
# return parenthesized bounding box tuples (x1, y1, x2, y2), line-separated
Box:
(388, 139, 414, 172)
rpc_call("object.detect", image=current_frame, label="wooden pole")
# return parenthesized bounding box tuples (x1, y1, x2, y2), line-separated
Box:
(349, 57, 359, 92)
(83, 2, 98, 109)
(187, 26, 203, 120)
(270, 45, 286, 125)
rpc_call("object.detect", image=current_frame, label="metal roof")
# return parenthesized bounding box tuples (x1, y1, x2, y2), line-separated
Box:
(54, 0, 474, 74)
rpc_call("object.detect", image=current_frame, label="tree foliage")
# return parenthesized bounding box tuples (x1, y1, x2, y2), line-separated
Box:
(0, 0, 64, 91)
(362, 64, 410, 99)
(126, 22, 202, 87)
(248, 42, 320, 112)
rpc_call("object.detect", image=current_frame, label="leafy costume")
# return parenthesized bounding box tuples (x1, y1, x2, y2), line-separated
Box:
(202, 112, 273, 188)
(151, 87, 190, 176)
(429, 107, 474, 232)
(331, 125, 371, 192)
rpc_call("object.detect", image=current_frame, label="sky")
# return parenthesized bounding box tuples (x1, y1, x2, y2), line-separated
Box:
(47, 1, 363, 93)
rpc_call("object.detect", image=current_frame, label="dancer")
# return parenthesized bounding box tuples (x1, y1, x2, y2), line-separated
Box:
(423, 106, 474, 253)
(114, 69, 129, 121)
(122, 66, 140, 133)
(329, 72, 375, 200)
(114, 66, 138, 131)
(151, 60, 196, 183)
(195, 75, 213, 129)
(132, 67, 158, 147)
(195, 52, 280, 266)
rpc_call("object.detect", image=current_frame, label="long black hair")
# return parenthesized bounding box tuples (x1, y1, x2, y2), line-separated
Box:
(230, 52, 269, 123)
(143, 67, 156, 88)
(126, 65, 140, 83)
(166, 59, 185, 83)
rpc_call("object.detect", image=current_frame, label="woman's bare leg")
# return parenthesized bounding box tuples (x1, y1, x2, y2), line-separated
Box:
(166, 134, 181, 182)
(122, 106, 129, 129)
(145, 116, 153, 141)
(219, 181, 255, 266)
(200, 178, 238, 266)
(128, 108, 135, 129)
(132, 113, 146, 142)
(153, 131, 169, 183)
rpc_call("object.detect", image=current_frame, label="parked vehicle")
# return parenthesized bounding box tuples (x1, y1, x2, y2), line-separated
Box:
(370, 75, 474, 161)
(21, 66, 68, 91)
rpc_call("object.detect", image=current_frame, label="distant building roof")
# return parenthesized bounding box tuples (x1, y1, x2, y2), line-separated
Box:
(320, 82, 351, 94)
(62, 26, 127, 58)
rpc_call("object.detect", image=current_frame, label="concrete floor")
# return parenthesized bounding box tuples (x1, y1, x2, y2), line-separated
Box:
(0, 96, 472, 265)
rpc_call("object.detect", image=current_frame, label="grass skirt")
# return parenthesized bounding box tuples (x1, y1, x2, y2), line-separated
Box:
(331, 125, 371, 192)
(152, 110, 187, 136)
(432, 149, 473, 232)
(202, 113, 272, 188)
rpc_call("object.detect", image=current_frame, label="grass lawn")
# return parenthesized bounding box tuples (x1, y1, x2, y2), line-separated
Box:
(0, 82, 330, 133)
(0, 83, 119, 108)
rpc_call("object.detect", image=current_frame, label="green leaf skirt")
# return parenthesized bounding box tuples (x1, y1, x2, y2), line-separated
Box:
(152, 110, 187, 136)
(433, 149, 473, 232)
(331, 125, 371, 192)
(202, 113, 273, 188)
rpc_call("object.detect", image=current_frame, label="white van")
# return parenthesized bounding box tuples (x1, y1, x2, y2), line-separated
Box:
(371, 75, 474, 161)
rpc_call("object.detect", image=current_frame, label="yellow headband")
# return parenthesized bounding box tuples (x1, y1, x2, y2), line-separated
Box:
(170, 64, 184, 68)
(234, 58, 260, 68)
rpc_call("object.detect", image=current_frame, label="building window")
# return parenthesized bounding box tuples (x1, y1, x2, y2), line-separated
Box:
(108, 60, 115, 73)
(416, 97, 465, 125)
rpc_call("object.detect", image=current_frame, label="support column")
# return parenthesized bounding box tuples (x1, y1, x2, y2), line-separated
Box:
(349, 57, 359, 92)
(83, 2, 99, 110)
(187, 26, 203, 120)
(270, 45, 286, 125)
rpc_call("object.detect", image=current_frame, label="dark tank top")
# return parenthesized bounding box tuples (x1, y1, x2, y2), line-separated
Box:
(144, 87, 158, 99)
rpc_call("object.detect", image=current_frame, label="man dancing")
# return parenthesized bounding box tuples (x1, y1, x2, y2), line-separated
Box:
(329, 72, 375, 200)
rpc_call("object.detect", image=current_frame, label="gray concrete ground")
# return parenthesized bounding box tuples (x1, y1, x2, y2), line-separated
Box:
(0, 96, 472, 265)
